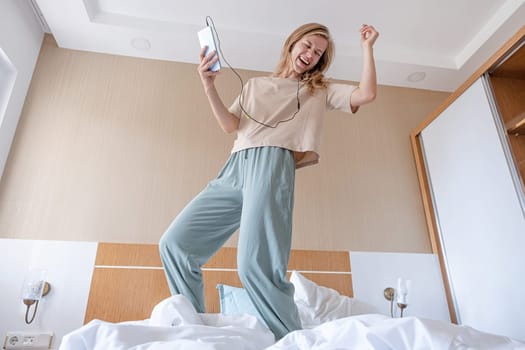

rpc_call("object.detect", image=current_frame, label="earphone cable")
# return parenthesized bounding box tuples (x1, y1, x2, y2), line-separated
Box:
(205, 16, 303, 129)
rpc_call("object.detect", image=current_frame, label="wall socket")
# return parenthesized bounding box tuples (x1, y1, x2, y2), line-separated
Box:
(3, 331, 53, 349)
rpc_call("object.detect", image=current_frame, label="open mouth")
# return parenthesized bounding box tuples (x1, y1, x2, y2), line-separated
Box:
(298, 56, 310, 66)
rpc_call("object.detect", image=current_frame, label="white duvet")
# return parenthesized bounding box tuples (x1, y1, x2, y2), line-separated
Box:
(59, 295, 525, 350)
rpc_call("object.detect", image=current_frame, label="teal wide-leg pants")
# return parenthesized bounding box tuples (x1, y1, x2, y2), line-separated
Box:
(159, 146, 301, 339)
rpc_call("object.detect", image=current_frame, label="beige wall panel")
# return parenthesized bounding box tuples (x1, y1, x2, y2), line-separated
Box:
(0, 35, 448, 253)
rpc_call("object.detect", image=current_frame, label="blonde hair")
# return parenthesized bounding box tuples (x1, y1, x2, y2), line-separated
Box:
(273, 23, 334, 94)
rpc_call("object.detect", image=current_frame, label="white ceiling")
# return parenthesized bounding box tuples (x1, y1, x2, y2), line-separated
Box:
(31, 0, 525, 92)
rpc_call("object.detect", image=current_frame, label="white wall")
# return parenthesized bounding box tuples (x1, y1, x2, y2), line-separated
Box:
(0, 239, 97, 349)
(0, 0, 43, 180)
(350, 251, 450, 322)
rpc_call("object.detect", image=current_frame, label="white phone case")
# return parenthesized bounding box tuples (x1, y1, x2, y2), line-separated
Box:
(198, 26, 221, 71)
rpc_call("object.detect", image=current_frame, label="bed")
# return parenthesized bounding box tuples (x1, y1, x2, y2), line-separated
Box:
(59, 243, 525, 349)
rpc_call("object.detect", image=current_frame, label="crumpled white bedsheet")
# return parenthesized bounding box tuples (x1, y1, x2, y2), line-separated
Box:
(59, 295, 525, 350)
(59, 295, 275, 350)
(269, 313, 525, 350)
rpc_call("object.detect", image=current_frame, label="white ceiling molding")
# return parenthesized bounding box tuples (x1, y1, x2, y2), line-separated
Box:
(30, 0, 525, 92)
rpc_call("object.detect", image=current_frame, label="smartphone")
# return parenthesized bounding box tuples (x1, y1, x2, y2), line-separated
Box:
(198, 26, 221, 71)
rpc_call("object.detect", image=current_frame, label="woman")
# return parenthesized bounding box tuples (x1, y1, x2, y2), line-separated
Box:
(160, 22, 379, 339)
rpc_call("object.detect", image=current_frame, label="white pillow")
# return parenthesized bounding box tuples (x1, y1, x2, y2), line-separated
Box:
(290, 271, 354, 328)
(150, 294, 203, 326)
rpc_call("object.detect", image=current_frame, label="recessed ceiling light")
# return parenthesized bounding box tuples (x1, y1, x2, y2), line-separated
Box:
(131, 38, 151, 51)
(407, 71, 426, 82)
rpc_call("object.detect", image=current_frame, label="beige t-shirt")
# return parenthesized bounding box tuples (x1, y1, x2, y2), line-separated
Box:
(228, 76, 358, 169)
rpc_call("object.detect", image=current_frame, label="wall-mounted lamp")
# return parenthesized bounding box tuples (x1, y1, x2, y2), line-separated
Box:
(396, 277, 411, 317)
(21, 269, 51, 324)
(383, 287, 395, 317)
(383, 277, 411, 318)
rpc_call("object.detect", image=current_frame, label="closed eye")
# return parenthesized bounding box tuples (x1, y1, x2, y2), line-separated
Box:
(302, 41, 323, 57)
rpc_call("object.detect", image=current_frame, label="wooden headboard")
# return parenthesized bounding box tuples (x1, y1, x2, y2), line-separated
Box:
(84, 242, 353, 324)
